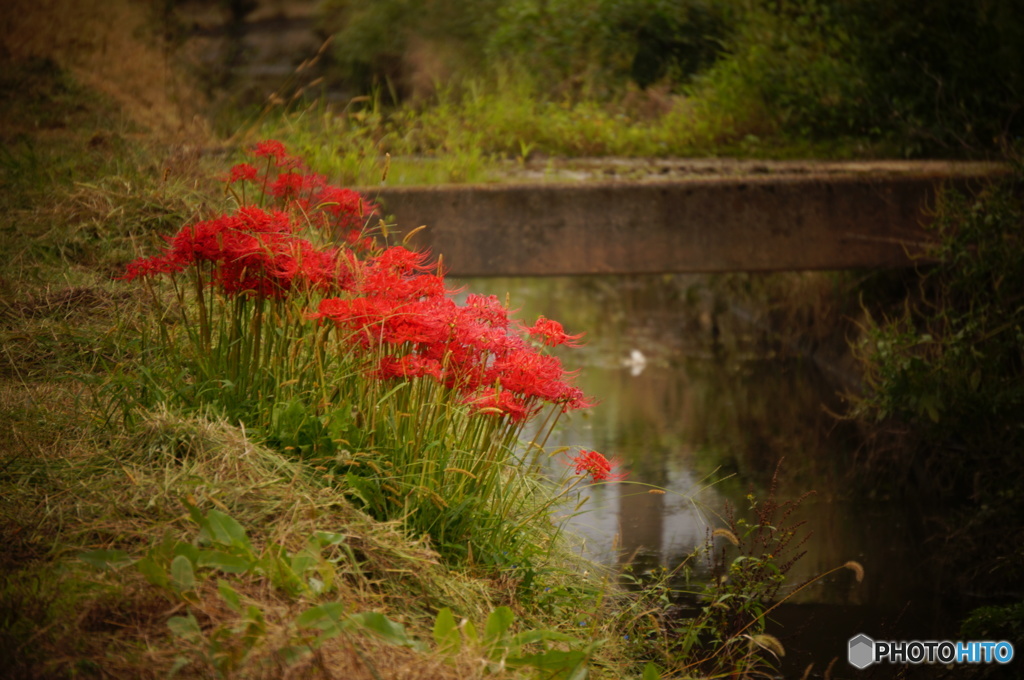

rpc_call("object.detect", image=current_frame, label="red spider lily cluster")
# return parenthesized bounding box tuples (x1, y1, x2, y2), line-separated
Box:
(120, 140, 592, 425)
(309, 248, 592, 423)
(120, 205, 361, 299)
(570, 449, 626, 482)
(122, 141, 375, 298)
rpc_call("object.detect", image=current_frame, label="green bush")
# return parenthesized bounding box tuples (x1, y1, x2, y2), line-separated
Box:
(313, 0, 1022, 155)
(855, 166, 1024, 492)
(844, 0, 1024, 154)
(318, 0, 731, 101)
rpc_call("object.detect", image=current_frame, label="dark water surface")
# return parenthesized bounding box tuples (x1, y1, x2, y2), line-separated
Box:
(455, 274, 961, 679)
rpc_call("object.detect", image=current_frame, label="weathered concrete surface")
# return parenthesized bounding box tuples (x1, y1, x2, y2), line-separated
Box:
(364, 162, 1007, 277)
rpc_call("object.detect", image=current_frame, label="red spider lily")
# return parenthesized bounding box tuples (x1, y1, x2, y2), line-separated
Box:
(252, 140, 290, 164)
(570, 449, 626, 482)
(375, 354, 443, 381)
(464, 388, 534, 423)
(121, 205, 357, 299)
(311, 296, 395, 340)
(227, 163, 259, 183)
(269, 172, 308, 200)
(120, 250, 187, 280)
(526, 315, 585, 347)
(294, 243, 360, 292)
(485, 346, 577, 405)
(379, 299, 451, 346)
(358, 247, 447, 301)
(464, 294, 511, 331)
(313, 186, 375, 230)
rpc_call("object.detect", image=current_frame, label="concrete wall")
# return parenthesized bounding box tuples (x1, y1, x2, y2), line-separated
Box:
(366, 170, 1001, 276)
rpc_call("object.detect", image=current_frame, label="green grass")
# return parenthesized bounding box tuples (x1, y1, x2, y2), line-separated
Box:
(0, 45, 886, 678)
(228, 66, 894, 189)
(0, 58, 674, 680)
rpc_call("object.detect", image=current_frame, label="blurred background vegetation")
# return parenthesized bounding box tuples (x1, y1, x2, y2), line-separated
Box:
(2, 0, 1023, 674)
(305, 0, 1022, 157)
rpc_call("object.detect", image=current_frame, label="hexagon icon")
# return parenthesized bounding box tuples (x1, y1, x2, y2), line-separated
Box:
(848, 634, 875, 669)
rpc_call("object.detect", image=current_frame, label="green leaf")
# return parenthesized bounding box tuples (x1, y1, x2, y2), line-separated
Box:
(136, 554, 169, 588)
(296, 602, 347, 635)
(642, 661, 663, 680)
(510, 629, 581, 647)
(168, 656, 191, 678)
(433, 607, 461, 653)
(261, 548, 305, 596)
(184, 498, 206, 528)
(170, 554, 196, 593)
(462, 619, 479, 646)
(197, 550, 253, 574)
(78, 549, 134, 570)
(204, 509, 252, 552)
(312, 531, 347, 548)
(565, 661, 590, 680)
(242, 604, 267, 644)
(217, 580, 242, 613)
(484, 606, 514, 645)
(167, 613, 201, 639)
(348, 612, 424, 650)
(172, 541, 200, 565)
(289, 553, 317, 578)
(375, 382, 408, 407)
(279, 644, 312, 665)
(507, 648, 587, 671)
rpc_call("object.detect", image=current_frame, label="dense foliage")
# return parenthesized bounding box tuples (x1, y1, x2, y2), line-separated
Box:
(855, 164, 1024, 497)
(853, 161, 1024, 644)
(317, 0, 1023, 155)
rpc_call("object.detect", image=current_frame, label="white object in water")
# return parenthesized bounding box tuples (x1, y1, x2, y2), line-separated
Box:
(622, 349, 647, 376)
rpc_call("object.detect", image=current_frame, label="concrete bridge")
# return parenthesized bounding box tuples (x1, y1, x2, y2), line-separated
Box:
(365, 160, 1007, 277)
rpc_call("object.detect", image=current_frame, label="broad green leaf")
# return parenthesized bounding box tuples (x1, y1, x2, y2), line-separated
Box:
(433, 607, 460, 653)
(484, 606, 514, 645)
(168, 656, 191, 678)
(279, 644, 312, 665)
(507, 649, 587, 671)
(313, 531, 347, 548)
(349, 612, 424, 650)
(172, 541, 200, 565)
(136, 554, 169, 588)
(565, 661, 590, 680)
(78, 549, 133, 570)
(344, 472, 373, 506)
(642, 662, 663, 680)
(510, 629, 581, 647)
(290, 553, 317, 577)
(296, 602, 347, 634)
(170, 554, 196, 592)
(183, 498, 206, 529)
(197, 549, 253, 574)
(462, 619, 479, 646)
(204, 509, 251, 552)
(167, 613, 201, 639)
(217, 579, 242, 613)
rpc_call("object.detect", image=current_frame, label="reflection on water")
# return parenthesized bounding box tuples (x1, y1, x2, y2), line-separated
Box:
(455, 274, 961, 677)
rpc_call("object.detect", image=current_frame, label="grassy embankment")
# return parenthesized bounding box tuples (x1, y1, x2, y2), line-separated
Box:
(0, 5, 850, 679)
(16, 0, 1021, 676)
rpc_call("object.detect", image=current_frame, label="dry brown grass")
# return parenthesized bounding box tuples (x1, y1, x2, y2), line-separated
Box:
(1, 0, 209, 139)
(0, 403, 520, 678)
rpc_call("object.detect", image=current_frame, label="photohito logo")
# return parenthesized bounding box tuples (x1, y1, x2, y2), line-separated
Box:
(848, 634, 1014, 669)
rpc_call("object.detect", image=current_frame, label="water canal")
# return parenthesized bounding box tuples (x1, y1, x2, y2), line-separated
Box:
(455, 273, 961, 678)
